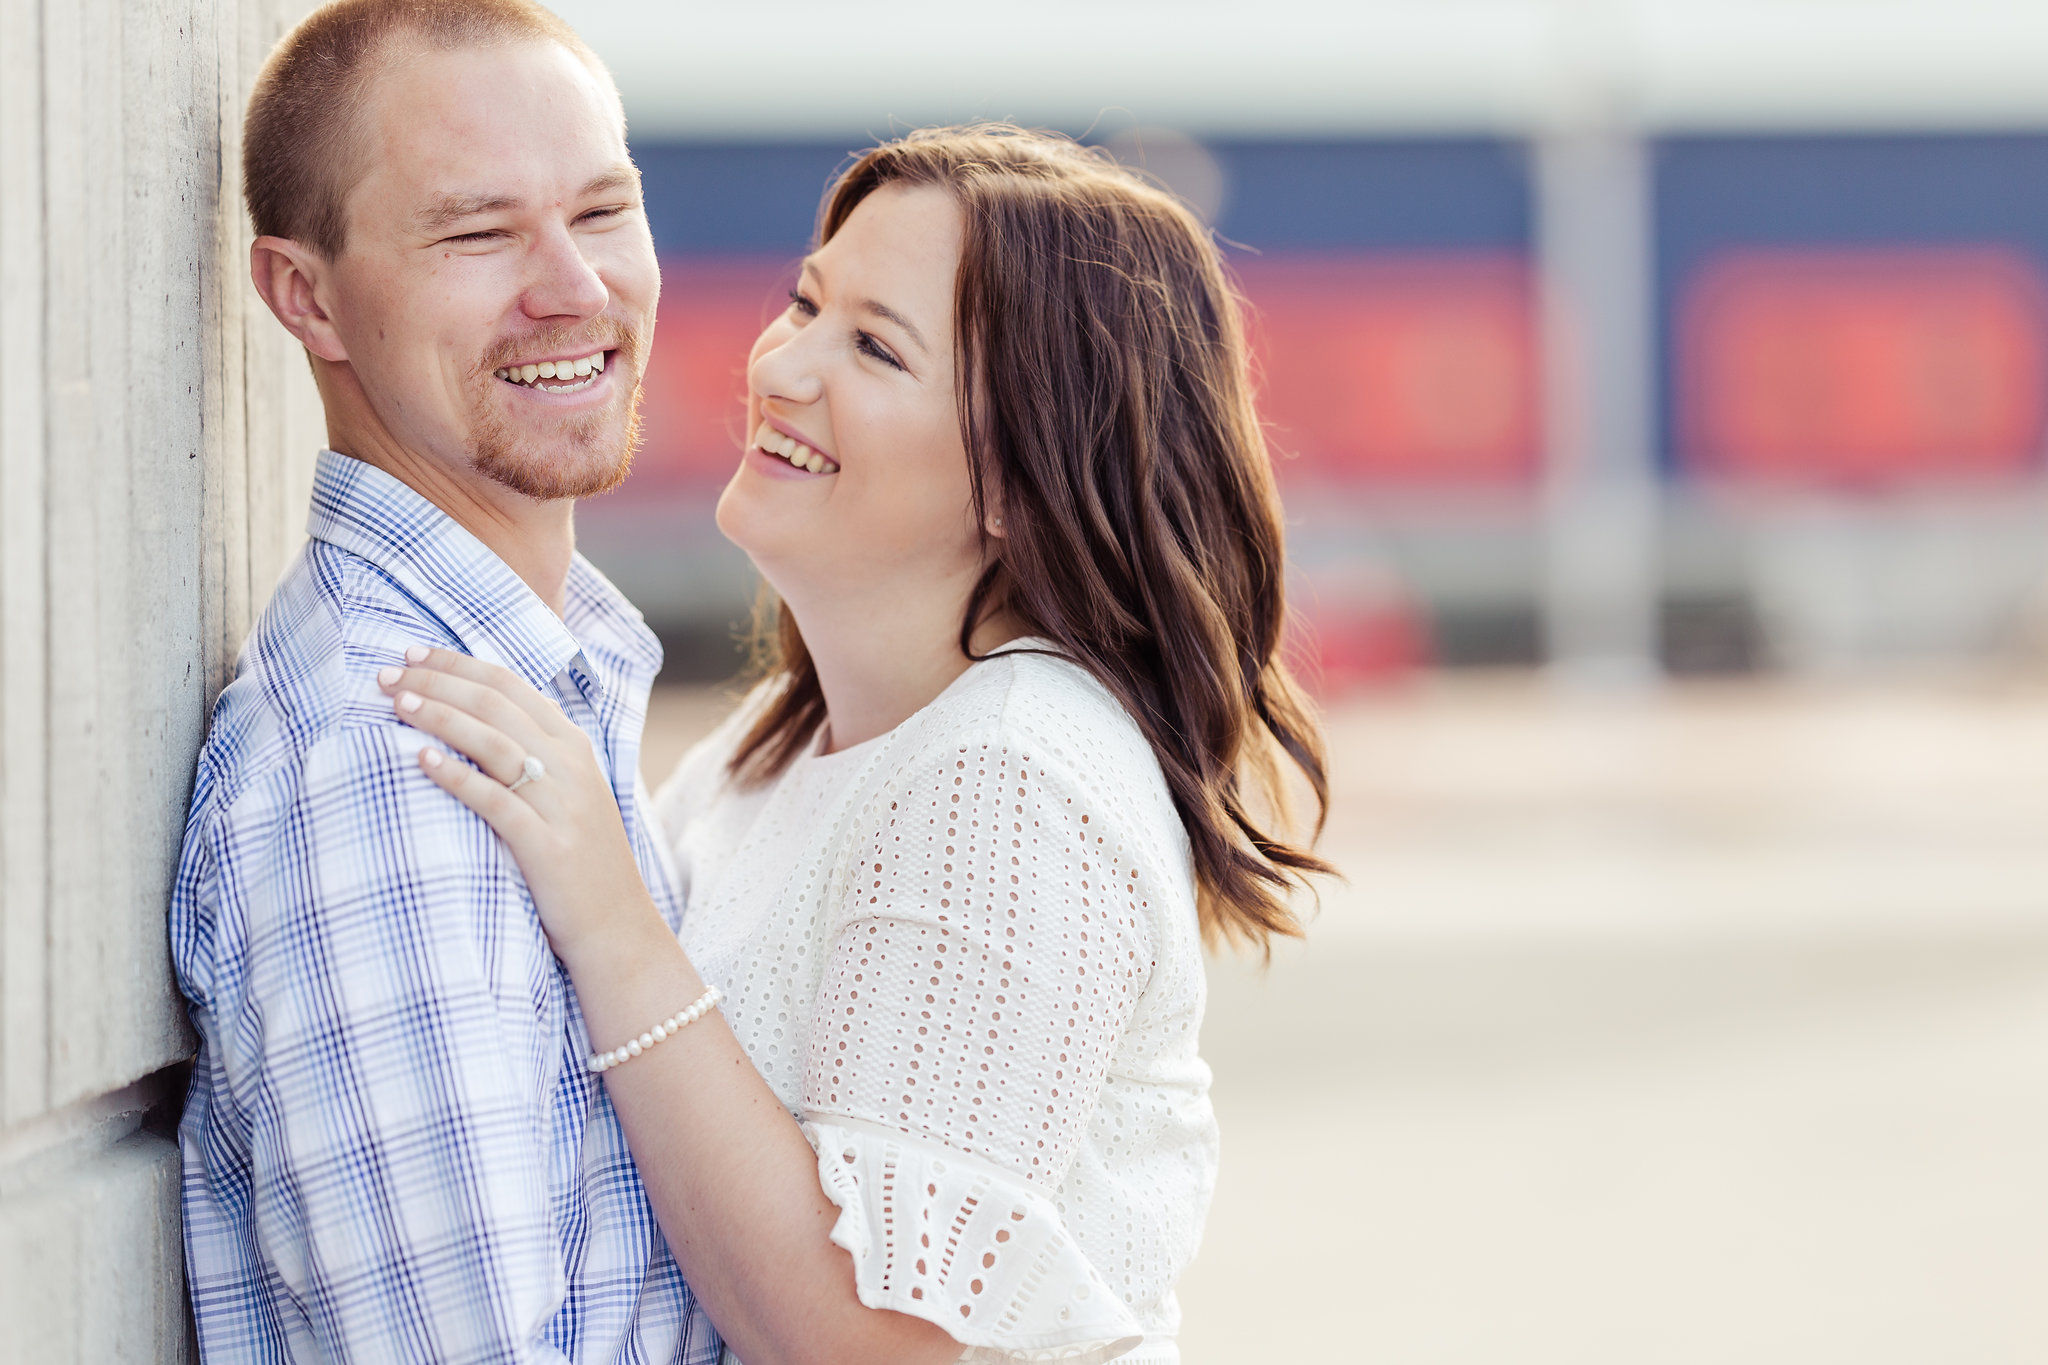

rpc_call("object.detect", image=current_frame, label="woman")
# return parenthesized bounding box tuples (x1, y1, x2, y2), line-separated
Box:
(379, 125, 1330, 1365)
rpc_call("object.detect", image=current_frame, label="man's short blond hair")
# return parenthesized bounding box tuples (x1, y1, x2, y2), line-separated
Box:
(244, 0, 613, 258)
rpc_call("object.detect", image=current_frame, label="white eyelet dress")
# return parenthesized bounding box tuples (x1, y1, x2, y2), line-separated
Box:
(655, 644, 1217, 1365)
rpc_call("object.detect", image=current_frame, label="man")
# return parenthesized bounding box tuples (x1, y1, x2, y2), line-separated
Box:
(170, 3, 718, 1359)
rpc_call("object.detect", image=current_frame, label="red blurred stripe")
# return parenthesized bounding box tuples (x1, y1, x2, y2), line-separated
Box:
(630, 251, 1544, 494)
(1679, 247, 2048, 486)
(1236, 253, 1542, 487)
(633, 257, 798, 491)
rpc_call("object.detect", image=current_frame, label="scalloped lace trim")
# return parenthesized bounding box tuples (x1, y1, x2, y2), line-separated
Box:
(804, 1119, 1147, 1363)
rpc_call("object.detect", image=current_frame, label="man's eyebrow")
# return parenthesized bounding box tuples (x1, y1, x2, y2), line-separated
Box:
(412, 167, 638, 236)
(581, 163, 640, 197)
(413, 192, 520, 235)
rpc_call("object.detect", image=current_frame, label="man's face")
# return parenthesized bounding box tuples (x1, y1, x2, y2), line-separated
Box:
(323, 41, 657, 500)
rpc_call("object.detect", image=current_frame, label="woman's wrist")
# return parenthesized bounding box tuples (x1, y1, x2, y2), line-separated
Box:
(555, 902, 703, 1012)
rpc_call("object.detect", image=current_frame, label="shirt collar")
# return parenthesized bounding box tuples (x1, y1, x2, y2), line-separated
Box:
(306, 450, 661, 700)
(561, 554, 665, 705)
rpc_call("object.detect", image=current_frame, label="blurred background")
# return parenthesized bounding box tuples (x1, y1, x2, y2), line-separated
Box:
(552, 3, 2048, 1359)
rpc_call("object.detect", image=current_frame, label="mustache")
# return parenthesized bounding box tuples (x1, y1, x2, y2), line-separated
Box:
(475, 318, 642, 376)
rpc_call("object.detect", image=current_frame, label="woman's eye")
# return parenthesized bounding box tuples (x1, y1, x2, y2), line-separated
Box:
(856, 333, 905, 370)
(783, 292, 900, 369)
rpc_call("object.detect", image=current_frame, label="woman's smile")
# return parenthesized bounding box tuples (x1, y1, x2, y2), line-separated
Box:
(749, 419, 839, 475)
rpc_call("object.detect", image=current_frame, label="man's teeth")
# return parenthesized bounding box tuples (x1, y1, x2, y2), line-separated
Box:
(494, 351, 607, 388)
(754, 424, 839, 475)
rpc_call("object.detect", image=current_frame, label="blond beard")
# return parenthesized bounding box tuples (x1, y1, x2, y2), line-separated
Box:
(466, 321, 645, 500)
(468, 380, 643, 500)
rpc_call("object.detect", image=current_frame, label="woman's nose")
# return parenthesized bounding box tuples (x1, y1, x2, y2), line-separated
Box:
(748, 322, 825, 407)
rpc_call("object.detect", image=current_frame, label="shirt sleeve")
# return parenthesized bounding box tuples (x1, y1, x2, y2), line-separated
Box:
(180, 721, 575, 1365)
(798, 732, 1155, 1362)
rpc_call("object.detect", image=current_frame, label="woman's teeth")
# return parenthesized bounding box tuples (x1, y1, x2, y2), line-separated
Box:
(495, 351, 606, 391)
(754, 424, 839, 475)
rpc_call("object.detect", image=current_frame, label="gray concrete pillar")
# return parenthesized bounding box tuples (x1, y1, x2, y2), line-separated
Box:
(1536, 125, 1663, 685)
(0, 2, 320, 1359)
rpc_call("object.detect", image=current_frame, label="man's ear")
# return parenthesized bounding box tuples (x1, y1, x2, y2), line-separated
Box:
(249, 236, 349, 363)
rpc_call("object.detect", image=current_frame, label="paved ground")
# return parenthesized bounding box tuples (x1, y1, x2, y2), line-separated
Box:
(644, 673, 2048, 1364)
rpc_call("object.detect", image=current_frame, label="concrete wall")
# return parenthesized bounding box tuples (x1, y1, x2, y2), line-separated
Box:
(0, 1, 320, 1358)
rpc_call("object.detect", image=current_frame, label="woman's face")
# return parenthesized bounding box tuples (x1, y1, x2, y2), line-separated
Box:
(716, 183, 983, 610)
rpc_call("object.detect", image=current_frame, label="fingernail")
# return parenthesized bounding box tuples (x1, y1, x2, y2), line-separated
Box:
(405, 645, 429, 664)
(377, 666, 402, 688)
(397, 691, 423, 714)
(422, 748, 443, 769)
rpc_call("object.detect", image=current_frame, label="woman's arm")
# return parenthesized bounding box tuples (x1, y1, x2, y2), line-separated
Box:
(379, 650, 959, 1365)
(789, 730, 1156, 1358)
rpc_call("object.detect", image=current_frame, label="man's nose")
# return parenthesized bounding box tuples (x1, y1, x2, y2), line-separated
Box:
(522, 226, 609, 320)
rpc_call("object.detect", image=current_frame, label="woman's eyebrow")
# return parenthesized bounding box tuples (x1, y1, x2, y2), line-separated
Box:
(861, 300, 928, 354)
(796, 259, 929, 354)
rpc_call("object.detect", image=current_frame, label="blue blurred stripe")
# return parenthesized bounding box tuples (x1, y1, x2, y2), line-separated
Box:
(1205, 138, 1530, 251)
(631, 136, 1532, 257)
(1655, 133, 2048, 475)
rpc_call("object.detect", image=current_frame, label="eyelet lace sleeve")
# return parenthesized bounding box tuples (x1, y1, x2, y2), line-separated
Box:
(801, 737, 1157, 1361)
(806, 1120, 1143, 1363)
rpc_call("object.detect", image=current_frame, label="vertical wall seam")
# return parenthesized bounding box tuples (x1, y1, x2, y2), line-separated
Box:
(33, 0, 53, 1121)
(0, 0, 55, 1126)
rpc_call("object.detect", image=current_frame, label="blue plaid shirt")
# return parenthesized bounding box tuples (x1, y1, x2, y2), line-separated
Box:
(173, 450, 721, 1364)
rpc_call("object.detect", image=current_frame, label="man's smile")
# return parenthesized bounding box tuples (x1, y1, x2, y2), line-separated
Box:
(494, 348, 610, 393)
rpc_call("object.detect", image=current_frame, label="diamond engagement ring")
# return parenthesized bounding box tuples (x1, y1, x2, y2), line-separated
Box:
(507, 754, 546, 792)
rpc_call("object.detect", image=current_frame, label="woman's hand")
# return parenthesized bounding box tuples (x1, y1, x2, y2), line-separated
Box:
(377, 646, 659, 965)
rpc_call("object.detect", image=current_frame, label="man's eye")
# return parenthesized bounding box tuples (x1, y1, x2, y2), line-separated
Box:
(445, 230, 503, 245)
(579, 206, 627, 224)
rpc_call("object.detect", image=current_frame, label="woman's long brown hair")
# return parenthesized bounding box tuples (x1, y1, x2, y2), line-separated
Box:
(730, 124, 1332, 951)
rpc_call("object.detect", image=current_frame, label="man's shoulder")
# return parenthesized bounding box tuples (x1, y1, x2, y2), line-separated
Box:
(195, 540, 460, 816)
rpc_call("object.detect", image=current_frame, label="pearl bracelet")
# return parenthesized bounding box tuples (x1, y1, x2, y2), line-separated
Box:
(585, 985, 722, 1073)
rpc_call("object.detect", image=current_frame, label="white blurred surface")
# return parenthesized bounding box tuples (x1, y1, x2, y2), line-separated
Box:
(1185, 675, 2048, 1362)
(548, 1, 2048, 136)
(645, 674, 2048, 1361)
